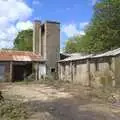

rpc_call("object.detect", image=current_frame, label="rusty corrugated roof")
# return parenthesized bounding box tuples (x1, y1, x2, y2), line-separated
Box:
(59, 48, 120, 62)
(0, 50, 45, 62)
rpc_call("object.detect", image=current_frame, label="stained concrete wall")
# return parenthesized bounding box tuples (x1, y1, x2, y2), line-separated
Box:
(33, 20, 41, 53)
(90, 58, 114, 88)
(0, 62, 12, 82)
(58, 56, 117, 87)
(75, 61, 89, 86)
(45, 22, 60, 72)
(39, 63, 46, 79)
(114, 56, 120, 86)
(33, 21, 60, 74)
(58, 60, 89, 86)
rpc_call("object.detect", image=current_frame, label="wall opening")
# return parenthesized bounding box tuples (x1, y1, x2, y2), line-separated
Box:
(51, 68, 55, 73)
(12, 63, 32, 82)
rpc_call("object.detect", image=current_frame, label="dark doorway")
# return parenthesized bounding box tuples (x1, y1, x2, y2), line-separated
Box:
(12, 65, 25, 82)
(12, 63, 32, 82)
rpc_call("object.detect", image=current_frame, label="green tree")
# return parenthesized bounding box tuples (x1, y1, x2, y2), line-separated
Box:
(84, 0, 120, 53)
(64, 36, 82, 53)
(64, 0, 120, 53)
(14, 29, 33, 51)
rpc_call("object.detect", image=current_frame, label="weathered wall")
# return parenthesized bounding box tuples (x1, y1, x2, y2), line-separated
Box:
(0, 62, 11, 82)
(45, 22, 60, 72)
(33, 20, 41, 53)
(115, 56, 120, 86)
(39, 62, 46, 79)
(58, 60, 89, 86)
(90, 58, 114, 88)
(75, 61, 89, 86)
(58, 57, 116, 87)
(33, 21, 60, 75)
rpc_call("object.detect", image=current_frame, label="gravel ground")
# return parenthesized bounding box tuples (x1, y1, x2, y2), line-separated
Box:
(1, 82, 120, 120)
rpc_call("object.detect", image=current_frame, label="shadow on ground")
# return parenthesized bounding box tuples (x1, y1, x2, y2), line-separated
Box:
(25, 95, 120, 120)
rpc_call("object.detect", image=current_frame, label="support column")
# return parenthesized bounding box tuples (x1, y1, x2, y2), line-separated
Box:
(87, 59, 91, 87)
(35, 64, 38, 81)
(10, 61, 13, 82)
(34, 63, 39, 81)
(112, 57, 116, 87)
(33, 20, 41, 53)
(70, 62, 73, 82)
(57, 63, 60, 80)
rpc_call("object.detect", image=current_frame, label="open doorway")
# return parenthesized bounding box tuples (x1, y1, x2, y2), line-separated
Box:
(12, 65, 25, 82)
(12, 63, 32, 82)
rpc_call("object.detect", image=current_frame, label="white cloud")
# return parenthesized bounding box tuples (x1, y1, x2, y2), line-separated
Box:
(62, 24, 85, 37)
(80, 22, 89, 29)
(32, 0, 40, 5)
(16, 21, 33, 31)
(0, 0, 32, 21)
(0, 0, 33, 48)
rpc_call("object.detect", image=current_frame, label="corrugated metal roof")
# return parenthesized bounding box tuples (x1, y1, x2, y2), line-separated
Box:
(59, 48, 120, 62)
(59, 54, 93, 62)
(0, 51, 45, 62)
(93, 48, 120, 58)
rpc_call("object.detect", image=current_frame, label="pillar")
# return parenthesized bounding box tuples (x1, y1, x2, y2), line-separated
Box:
(87, 59, 91, 86)
(111, 57, 116, 87)
(33, 20, 41, 53)
(10, 62, 13, 82)
(70, 62, 73, 82)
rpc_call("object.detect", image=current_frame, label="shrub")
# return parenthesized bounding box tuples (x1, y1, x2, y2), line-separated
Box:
(0, 99, 29, 120)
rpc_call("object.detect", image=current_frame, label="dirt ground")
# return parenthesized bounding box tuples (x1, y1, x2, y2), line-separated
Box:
(1, 82, 120, 120)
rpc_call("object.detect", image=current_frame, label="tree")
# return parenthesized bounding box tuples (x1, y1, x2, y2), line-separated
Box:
(64, 36, 83, 53)
(14, 29, 33, 51)
(84, 0, 120, 53)
(64, 0, 120, 53)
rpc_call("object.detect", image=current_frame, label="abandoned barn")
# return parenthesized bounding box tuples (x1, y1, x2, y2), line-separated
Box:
(58, 48, 120, 88)
(0, 20, 60, 82)
(0, 51, 46, 82)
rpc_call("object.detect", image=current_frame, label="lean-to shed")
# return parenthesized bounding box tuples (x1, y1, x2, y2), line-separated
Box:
(0, 51, 46, 82)
(58, 48, 120, 87)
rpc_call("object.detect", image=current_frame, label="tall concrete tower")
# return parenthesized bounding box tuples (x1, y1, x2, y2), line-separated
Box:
(33, 20, 60, 73)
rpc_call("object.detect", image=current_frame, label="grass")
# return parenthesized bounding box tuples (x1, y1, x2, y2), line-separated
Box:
(0, 94, 29, 120)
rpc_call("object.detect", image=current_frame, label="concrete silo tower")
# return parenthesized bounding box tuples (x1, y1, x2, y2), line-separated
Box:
(33, 20, 60, 74)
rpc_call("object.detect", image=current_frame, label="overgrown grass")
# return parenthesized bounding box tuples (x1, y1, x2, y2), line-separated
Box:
(0, 97, 29, 120)
(38, 78, 71, 89)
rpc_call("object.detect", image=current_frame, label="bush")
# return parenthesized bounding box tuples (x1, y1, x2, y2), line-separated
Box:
(0, 99, 29, 120)
(0, 91, 4, 101)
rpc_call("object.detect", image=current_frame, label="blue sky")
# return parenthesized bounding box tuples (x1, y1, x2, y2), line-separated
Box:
(0, 0, 97, 49)
(27, 0, 95, 48)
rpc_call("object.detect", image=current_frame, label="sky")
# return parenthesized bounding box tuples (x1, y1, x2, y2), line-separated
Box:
(0, 0, 97, 49)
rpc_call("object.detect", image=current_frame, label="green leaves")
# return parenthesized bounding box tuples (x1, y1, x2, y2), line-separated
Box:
(87, 0, 120, 52)
(64, 36, 83, 53)
(14, 29, 33, 51)
(64, 0, 120, 53)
